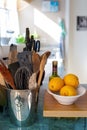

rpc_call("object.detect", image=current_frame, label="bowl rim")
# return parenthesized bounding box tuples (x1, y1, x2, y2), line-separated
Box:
(47, 85, 86, 98)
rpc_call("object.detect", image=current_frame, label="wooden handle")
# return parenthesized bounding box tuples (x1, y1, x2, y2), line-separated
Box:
(37, 54, 47, 88)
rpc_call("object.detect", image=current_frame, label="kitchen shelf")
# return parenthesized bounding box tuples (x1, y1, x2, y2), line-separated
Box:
(43, 90, 87, 117)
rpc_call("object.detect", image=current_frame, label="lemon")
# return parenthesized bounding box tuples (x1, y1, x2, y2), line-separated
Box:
(48, 77, 64, 92)
(63, 73, 79, 88)
(60, 85, 77, 96)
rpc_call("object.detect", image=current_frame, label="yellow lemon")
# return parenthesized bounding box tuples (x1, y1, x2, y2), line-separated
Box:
(63, 73, 79, 88)
(60, 85, 77, 96)
(48, 77, 64, 92)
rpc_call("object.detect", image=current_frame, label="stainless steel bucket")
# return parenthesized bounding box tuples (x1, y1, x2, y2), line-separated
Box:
(7, 88, 37, 127)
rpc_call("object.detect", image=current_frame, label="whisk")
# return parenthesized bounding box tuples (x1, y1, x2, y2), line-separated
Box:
(14, 66, 32, 90)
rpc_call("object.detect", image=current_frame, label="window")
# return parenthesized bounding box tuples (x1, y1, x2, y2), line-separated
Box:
(0, 8, 9, 37)
(0, 0, 19, 45)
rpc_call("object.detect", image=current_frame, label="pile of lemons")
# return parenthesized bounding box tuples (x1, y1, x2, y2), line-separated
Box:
(48, 73, 79, 96)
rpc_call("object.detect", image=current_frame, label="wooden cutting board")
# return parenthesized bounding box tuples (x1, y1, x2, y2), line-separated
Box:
(43, 90, 87, 117)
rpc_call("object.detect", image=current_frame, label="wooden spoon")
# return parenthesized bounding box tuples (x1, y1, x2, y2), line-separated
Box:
(0, 59, 16, 89)
(32, 51, 41, 73)
(37, 53, 47, 89)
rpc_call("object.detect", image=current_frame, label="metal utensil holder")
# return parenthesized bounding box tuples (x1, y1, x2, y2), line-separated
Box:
(7, 88, 37, 127)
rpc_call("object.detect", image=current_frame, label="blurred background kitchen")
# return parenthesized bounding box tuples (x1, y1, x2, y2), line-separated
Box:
(0, 0, 87, 83)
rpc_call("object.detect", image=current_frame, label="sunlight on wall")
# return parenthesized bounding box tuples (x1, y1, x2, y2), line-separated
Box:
(34, 8, 62, 42)
(17, 0, 29, 11)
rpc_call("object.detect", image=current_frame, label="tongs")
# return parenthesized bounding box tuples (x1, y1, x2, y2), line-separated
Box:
(0, 59, 16, 89)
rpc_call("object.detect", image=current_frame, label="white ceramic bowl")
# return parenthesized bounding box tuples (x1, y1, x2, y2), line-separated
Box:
(47, 85, 86, 105)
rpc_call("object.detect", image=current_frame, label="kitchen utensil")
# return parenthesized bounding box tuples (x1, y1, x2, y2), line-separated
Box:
(35, 53, 49, 103)
(7, 88, 37, 126)
(32, 51, 41, 73)
(14, 66, 32, 90)
(28, 72, 37, 90)
(0, 72, 10, 89)
(37, 51, 51, 88)
(8, 44, 18, 65)
(35, 40, 40, 52)
(0, 84, 7, 106)
(0, 59, 16, 89)
(40, 51, 51, 60)
(0, 72, 6, 86)
(37, 54, 47, 88)
(10, 44, 17, 51)
(8, 61, 20, 78)
(17, 51, 33, 72)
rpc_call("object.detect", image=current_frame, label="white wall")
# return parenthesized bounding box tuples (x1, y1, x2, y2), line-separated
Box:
(18, 0, 65, 48)
(66, 0, 87, 83)
(0, 0, 65, 58)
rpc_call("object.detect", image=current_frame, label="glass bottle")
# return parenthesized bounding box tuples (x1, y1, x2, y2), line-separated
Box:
(49, 61, 59, 81)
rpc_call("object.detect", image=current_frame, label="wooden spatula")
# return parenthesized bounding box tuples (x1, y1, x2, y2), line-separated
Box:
(37, 51, 51, 88)
(0, 60, 16, 89)
(37, 53, 47, 89)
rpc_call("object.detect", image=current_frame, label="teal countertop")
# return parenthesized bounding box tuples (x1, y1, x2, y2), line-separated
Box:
(0, 84, 87, 130)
